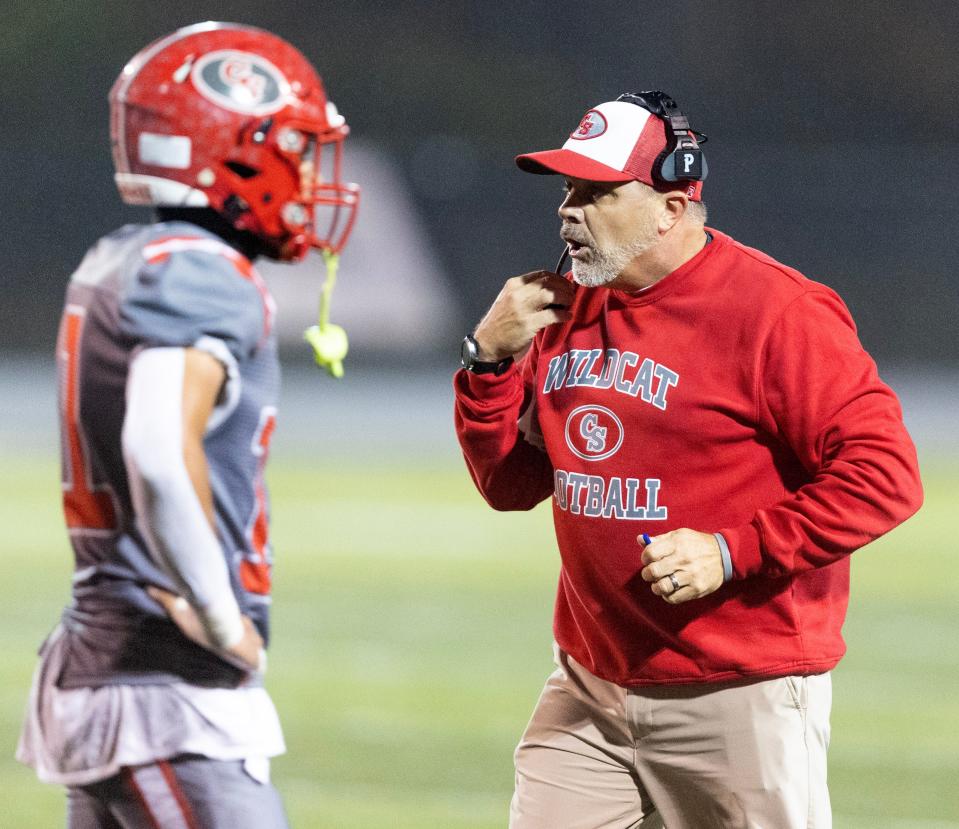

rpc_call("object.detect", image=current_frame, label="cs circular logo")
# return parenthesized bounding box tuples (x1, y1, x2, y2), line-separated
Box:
(569, 110, 607, 140)
(564, 405, 624, 461)
(192, 50, 290, 116)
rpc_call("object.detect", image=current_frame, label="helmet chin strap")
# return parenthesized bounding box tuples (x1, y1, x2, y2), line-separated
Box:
(304, 249, 349, 378)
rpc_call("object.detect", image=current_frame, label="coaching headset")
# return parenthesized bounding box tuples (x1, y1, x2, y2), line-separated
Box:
(616, 90, 709, 184)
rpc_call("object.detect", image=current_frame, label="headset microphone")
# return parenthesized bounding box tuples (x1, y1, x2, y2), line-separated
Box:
(540, 246, 572, 310)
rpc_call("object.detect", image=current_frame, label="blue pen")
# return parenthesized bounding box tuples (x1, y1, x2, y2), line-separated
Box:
(641, 533, 652, 545)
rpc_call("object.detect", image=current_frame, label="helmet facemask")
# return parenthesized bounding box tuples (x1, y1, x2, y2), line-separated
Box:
(221, 116, 359, 262)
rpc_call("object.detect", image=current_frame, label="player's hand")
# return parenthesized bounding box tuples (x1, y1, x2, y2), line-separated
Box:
(147, 586, 265, 673)
(472, 271, 575, 361)
(638, 529, 724, 604)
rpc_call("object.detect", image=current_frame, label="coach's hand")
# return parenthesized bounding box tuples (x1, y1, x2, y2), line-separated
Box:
(473, 271, 575, 361)
(639, 529, 725, 605)
(148, 587, 265, 673)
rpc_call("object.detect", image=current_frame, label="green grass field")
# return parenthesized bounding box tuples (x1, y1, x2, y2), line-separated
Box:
(1, 454, 956, 827)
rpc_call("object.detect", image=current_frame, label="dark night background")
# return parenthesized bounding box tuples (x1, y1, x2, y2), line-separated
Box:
(2, 1, 957, 364)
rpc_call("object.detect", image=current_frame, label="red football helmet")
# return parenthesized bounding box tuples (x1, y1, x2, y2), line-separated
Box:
(110, 22, 359, 261)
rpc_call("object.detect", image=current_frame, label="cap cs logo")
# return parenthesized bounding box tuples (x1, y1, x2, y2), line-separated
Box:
(192, 50, 289, 116)
(565, 405, 624, 461)
(570, 110, 608, 141)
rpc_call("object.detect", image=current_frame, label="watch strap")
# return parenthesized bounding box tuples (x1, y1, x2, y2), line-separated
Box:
(461, 335, 514, 375)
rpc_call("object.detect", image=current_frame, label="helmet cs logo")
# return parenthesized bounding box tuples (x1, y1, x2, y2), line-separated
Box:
(570, 110, 607, 141)
(192, 50, 290, 116)
(564, 405, 624, 461)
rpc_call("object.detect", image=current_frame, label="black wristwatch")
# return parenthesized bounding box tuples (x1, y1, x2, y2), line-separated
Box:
(460, 335, 514, 375)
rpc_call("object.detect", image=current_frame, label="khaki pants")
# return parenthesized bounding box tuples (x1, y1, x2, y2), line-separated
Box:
(510, 648, 831, 829)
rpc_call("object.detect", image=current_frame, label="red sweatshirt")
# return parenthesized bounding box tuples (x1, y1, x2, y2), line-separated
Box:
(454, 229, 922, 686)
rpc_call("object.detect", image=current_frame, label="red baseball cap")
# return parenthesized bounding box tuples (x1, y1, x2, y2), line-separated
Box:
(516, 100, 704, 201)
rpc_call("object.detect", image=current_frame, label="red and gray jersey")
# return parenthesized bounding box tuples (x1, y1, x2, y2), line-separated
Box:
(55, 221, 279, 689)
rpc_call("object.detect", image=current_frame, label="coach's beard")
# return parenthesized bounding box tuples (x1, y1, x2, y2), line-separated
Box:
(570, 231, 659, 288)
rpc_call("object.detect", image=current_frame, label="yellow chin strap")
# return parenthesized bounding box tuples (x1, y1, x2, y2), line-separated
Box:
(304, 249, 349, 379)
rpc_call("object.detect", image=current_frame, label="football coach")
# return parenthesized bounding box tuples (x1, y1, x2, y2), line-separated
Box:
(453, 91, 923, 828)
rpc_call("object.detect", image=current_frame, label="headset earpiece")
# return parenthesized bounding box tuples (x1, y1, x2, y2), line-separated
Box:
(659, 136, 707, 182)
(616, 91, 708, 184)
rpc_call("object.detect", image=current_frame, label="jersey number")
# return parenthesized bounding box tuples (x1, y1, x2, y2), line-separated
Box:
(58, 306, 118, 533)
(241, 406, 276, 594)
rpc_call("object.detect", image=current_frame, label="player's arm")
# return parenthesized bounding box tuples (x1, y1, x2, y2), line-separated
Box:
(122, 346, 263, 670)
(454, 271, 573, 511)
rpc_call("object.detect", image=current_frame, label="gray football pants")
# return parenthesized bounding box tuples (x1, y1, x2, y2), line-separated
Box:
(510, 647, 832, 829)
(66, 755, 289, 829)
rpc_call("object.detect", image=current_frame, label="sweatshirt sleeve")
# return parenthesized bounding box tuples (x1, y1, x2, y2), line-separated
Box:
(720, 288, 923, 578)
(453, 343, 555, 512)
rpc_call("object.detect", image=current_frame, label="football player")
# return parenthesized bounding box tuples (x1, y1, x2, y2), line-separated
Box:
(17, 22, 358, 828)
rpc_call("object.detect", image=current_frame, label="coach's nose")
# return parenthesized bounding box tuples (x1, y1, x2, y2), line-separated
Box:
(558, 192, 585, 224)
(558, 178, 590, 224)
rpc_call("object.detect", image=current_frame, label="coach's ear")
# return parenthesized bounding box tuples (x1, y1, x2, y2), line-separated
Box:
(658, 191, 689, 235)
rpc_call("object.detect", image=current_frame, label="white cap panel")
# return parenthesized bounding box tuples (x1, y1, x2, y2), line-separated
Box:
(560, 101, 650, 172)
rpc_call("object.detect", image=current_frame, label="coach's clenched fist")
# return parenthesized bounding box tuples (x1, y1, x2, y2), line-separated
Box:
(640, 529, 725, 604)
(473, 271, 575, 361)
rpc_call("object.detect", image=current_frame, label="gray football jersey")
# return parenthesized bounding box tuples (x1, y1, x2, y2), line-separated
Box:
(53, 221, 280, 689)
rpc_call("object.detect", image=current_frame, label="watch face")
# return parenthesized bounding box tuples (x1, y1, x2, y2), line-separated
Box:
(460, 336, 476, 369)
